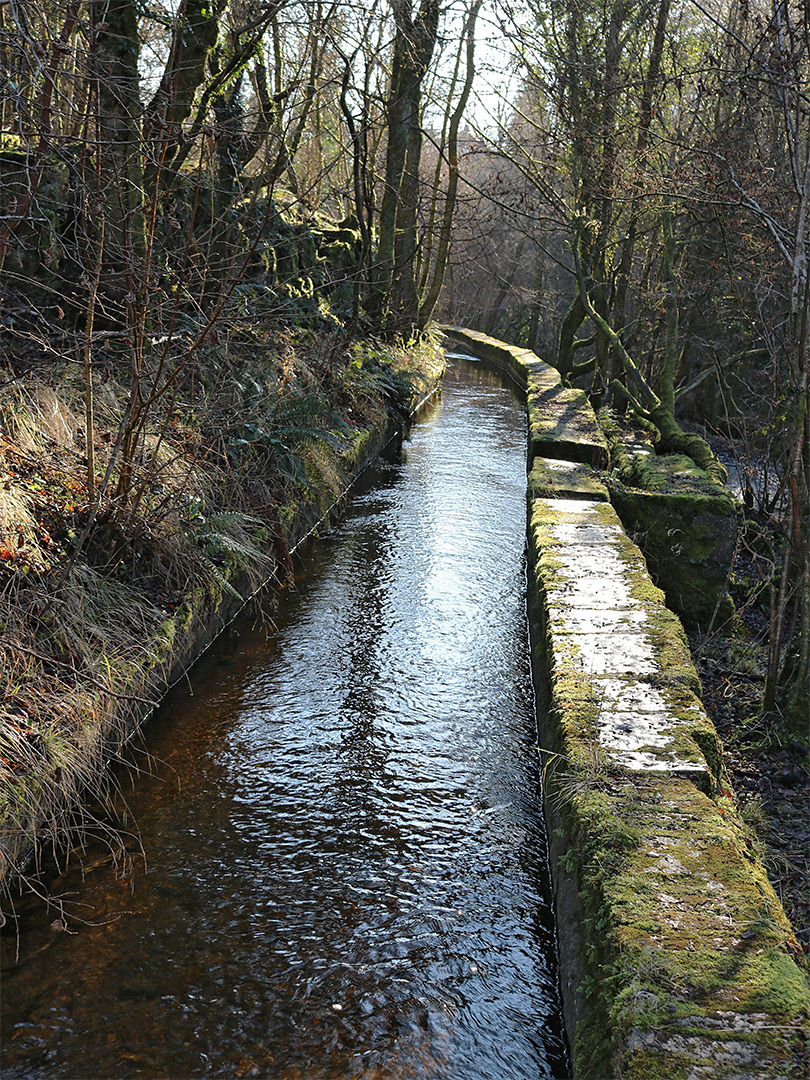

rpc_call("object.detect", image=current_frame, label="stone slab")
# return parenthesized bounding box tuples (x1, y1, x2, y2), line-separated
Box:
(530, 497, 708, 779)
(549, 669, 717, 788)
(528, 383, 609, 468)
(529, 500, 672, 617)
(544, 772, 810, 1079)
(529, 457, 609, 502)
(600, 411, 739, 626)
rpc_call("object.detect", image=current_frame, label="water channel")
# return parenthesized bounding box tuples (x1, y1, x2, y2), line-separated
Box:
(1, 359, 568, 1080)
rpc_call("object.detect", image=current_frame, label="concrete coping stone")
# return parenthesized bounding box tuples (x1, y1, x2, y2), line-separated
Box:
(530, 497, 710, 776)
(551, 773, 810, 1078)
(529, 456, 609, 502)
(528, 383, 610, 469)
(528, 490, 809, 1075)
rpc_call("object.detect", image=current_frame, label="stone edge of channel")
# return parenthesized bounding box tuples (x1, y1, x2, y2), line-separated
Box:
(440, 326, 810, 1080)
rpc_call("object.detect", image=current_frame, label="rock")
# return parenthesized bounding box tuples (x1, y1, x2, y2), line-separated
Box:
(777, 767, 806, 790)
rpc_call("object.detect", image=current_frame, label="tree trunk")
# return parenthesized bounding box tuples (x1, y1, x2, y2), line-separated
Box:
(143, 0, 228, 192)
(91, 0, 145, 295)
(418, 0, 481, 328)
(373, 0, 439, 331)
(574, 222, 728, 483)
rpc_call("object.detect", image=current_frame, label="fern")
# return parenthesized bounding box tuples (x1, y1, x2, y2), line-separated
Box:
(228, 392, 351, 488)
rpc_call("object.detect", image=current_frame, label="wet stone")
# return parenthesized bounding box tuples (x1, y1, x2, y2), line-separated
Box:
(546, 606, 649, 635)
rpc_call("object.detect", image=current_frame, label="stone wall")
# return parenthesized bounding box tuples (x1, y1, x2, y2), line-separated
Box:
(599, 409, 739, 628)
(442, 326, 809, 1079)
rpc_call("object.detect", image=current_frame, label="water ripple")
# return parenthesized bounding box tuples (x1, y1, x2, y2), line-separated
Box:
(1, 361, 568, 1080)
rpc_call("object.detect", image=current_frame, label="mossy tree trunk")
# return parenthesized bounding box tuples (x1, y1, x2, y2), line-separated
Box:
(573, 218, 728, 484)
(609, 0, 671, 379)
(142, 0, 228, 194)
(551, 0, 673, 398)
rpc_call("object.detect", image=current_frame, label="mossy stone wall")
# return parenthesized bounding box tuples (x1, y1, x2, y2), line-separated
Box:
(600, 410, 739, 627)
(441, 327, 809, 1079)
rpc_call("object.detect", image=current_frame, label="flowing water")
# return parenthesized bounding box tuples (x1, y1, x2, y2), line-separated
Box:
(1, 359, 568, 1080)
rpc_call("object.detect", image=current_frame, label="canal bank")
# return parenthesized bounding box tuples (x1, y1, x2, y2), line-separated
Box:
(1, 359, 568, 1079)
(443, 326, 809, 1080)
(0, 339, 444, 899)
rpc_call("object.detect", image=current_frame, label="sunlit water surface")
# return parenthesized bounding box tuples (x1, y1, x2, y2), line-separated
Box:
(1, 360, 568, 1079)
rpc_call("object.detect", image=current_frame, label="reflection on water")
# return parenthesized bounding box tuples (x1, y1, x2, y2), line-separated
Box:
(1, 360, 568, 1079)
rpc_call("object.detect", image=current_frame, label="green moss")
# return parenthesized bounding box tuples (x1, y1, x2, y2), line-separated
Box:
(344, 427, 374, 468)
(156, 616, 177, 646)
(558, 776, 810, 1077)
(599, 410, 739, 627)
(689, 724, 724, 783)
(175, 601, 194, 632)
(637, 607, 702, 693)
(528, 457, 610, 502)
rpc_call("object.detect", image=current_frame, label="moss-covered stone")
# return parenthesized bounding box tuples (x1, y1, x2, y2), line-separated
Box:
(529, 457, 609, 502)
(529, 497, 713, 784)
(343, 427, 374, 469)
(528, 383, 610, 468)
(600, 410, 739, 627)
(551, 776, 810, 1079)
(527, 491, 809, 1078)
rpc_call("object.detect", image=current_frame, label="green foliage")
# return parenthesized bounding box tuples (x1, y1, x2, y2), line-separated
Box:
(343, 342, 422, 418)
(226, 394, 351, 492)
